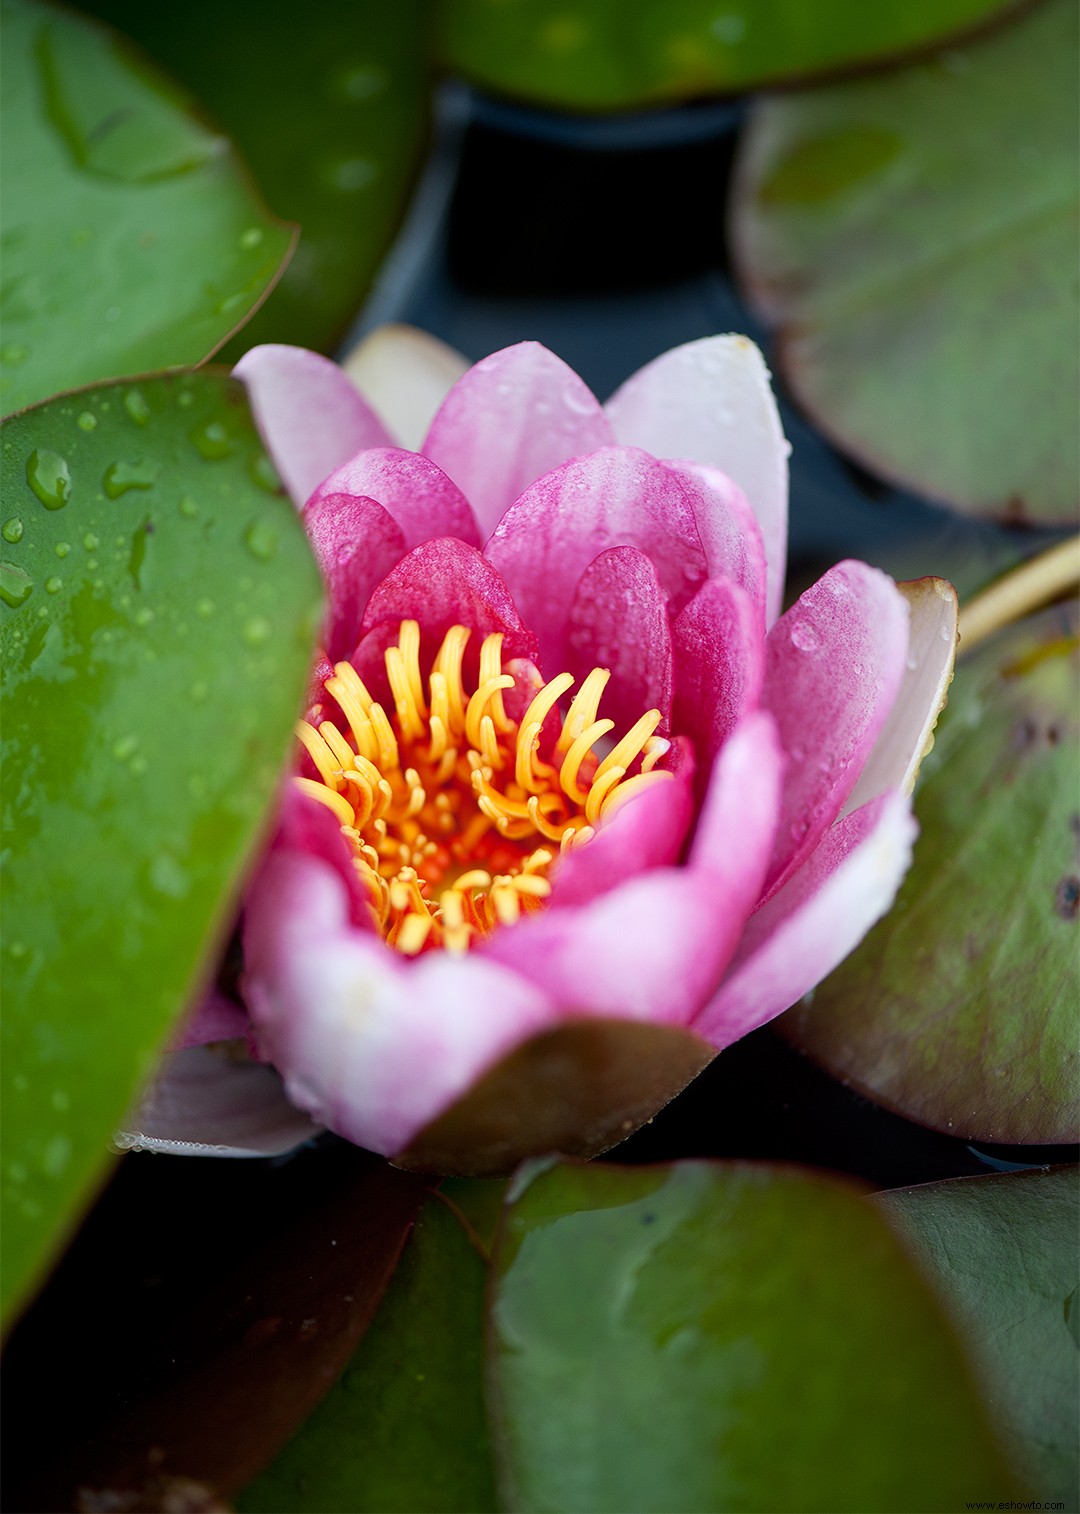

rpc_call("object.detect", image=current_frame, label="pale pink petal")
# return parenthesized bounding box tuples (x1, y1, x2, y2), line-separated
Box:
(485, 447, 706, 676)
(342, 323, 469, 450)
(117, 1047, 320, 1157)
(844, 578, 958, 813)
(423, 343, 614, 539)
(566, 547, 674, 732)
(302, 491, 406, 663)
(662, 459, 767, 626)
(605, 334, 789, 625)
(244, 852, 558, 1155)
(760, 560, 910, 898)
(235, 344, 393, 508)
(168, 989, 250, 1051)
(694, 790, 917, 1049)
(672, 577, 765, 774)
(307, 447, 480, 550)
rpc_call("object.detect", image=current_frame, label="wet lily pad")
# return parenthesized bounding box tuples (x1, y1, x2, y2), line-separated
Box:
(877, 1166, 1080, 1509)
(81, 0, 431, 354)
(784, 601, 1079, 1144)
(0, 0, 294, 415)
(489, 1159, 1011, 1512)
(439, 0, 1023, 111)
(0, 372, 322, 1324)
(732, 0, 1079, 523)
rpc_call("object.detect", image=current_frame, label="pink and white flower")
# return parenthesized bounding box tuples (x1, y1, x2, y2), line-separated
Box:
(126, 328, 956, 1173)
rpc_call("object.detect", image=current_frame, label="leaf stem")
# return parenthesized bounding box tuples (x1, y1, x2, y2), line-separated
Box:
(958, 535, 1080, 654)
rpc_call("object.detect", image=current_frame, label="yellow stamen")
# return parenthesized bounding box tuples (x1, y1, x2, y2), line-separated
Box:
(559, 718, 615, 803)
(295, 720, 345, 792)
(293, 776, 355, 827)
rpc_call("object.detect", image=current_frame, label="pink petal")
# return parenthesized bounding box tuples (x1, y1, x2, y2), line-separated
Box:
(662, 459, 767, 627)
(566, 547, 674, 732)
(307, 447, 480, 551)
(485, 446, 706, 676)
(672, 577, 765, 775)
(301, 491, 406, 663)
(117, 1047, 321, 1157)
(168, 989, 251, 1051)
(605, 334, 789, 625)
(694, 790, 917, 1050)
(275, 784, 375, 931)
(342, 323, 469, 451)
(235, 344, 394, 507)
(844, 578, 958, 813)
(423, 342, 614, 539)
(760, 560, 910, 898)
(243, 852, 558, 1155)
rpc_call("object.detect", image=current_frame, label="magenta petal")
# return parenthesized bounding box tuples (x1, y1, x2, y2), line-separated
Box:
(168, 989, 250, 1051)
(485, 447, 706, 675)
(605, 334, 789, 624)
(566, 546, 674, 732)
(302, 491, 406, 663)
(694, 790, 917, 1050)
(760, 560, 910, 897)
(663, 459, 767, 627)
(423, 342, 613, 539)
(673, 577, 765, 775)
(243, 852, 558, 1155)
(235, 344, 394, 507)
(307, 447, 480, 551)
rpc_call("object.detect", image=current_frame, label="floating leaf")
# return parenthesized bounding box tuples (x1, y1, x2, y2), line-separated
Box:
(81, 0, 430, 354)
(439, 0, 1023, 111)
(239, 1196, 498, 1513)
(877, 1166, 1080, 1509)
(783, 602, 1079, 1144)
(0, 0, 294, 415)
(490, 1160, 1011, 1512)
(0, 372, 322, 1324)
(732, 0, 1079, 523)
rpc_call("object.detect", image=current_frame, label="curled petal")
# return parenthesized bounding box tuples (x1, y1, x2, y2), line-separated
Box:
(302, 492, 406, 663)
(423, 342, 613, 539)
(566, 546, 674, 732)
(235, 344, 393, 507)
(663, 458, 767, 628)
(673, 577, 765, 776)
(307, 447, 480, 551)
(168, 989, 251, 1051)
(342, 323, 469, 451)
(694, 790, 917, 1050)
(605, 333, 789, 625)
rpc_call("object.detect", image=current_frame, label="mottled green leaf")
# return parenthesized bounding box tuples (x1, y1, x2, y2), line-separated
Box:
(80, 0, 430, 354)
(878, 1167, 1080, 1511)
(733, 0, 1079, 522)
(439, 0, 1023, 111)
(239, 1196, 497, 1514)
(0, 0, 294, 415)
(490, 1160, 1011, 1513)
(0, 372, 322, 1324)
(784, 602, 1079, 1144)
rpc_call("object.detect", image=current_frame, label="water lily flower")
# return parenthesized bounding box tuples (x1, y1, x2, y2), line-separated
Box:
(123, 328, 957, 1173)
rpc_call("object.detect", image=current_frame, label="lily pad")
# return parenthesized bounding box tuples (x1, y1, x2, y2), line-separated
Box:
(239, 1195, 498, 1513)
(0, 0, 294, 416)
(81, 0, 431, 355)
(732, 0, 1079, 523)
(439, 0, 1023, 112)
(489, 1159, 1012, 1513)
(0, 372, 322, 1325)
(877, 1166, 1080, 1510)
(783, 601, 1079, 1144)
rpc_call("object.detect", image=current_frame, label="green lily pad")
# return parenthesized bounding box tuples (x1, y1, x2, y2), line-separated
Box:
(0, 0, 294, 416)
(80, 0, 430, 355)
(0, 372, 322, 1325)
(438, 0, 1023, 112)
(489, 1159, 1011, 1512)
(877, 1166, 1080, 1510)
(732, 0, 1079, 523)
(239, 1195, 498, 1513)
(783, 601, 1079, 1144)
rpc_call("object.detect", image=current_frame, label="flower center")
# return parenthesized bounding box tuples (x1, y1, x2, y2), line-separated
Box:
(293, 620, 672, 955)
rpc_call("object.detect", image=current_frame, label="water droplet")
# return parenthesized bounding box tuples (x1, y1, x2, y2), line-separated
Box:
(243, 615, 272, 647)
(177, 389, 195, 409)
(709, 12, 745, 43)
(8, 1162, 27, 1184)
(27, 448, 72, 509)
(77, 410, 97, 431)
(189, 419, 233, 460)
(51, 1089, 69, 1112)
(150, 852, 189, 898)
(335, 64, 387, 102)
(190, 680, 208, 704)
(216, 292, 248, 317)
(179, 495, 199, 518)
(0, 562, 33, 608)
(3, 518, 24, 543)
(1, 342, 29, 365)
(9, 942, 28, 960)
(103, 458, 159, 498)
(195, 598, 216, 619)
(54, 541, 70, 558)
(245, 518, 280, 561)
(104, 305, 121, 323)
(789, 621, 820, 653)
(250, 454, 281, 493)
(239, 226, 264, 250)
(83, 532, 99, 550)
(41, 1134, 71, 1177)
(45, 576, 62, 595)
(130, 755, 148, 776)
(112, 734, 139, 761)
(134, 606, 154, 627)
(322, 156, 378, 193)
(124, 388, 151, 426)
